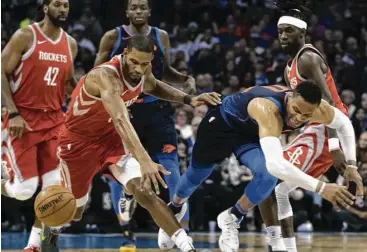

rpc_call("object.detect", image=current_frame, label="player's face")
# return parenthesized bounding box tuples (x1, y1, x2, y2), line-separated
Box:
(126, 0, 151, 26)
(123, 48, 153, 85)
(45, 0, 69, 27)
(278, 24, 304, 55)
(286, 96, 318, 128)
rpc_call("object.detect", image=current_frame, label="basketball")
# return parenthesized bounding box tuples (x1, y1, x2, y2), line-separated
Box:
(34, 185, 77, 227)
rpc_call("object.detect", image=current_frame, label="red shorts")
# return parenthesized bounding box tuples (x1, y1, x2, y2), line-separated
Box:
(58, 126, 142, 206)
(283, 124, 332, 179)
(1, 124, 62, 182)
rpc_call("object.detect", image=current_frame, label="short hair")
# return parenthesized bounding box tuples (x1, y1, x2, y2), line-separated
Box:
(294, 81, 322, 105)
(126, 35, 155, 53)
(274, 0, 316, 21)
(126, 0, 152, 10)
(41, 0, 52, 6)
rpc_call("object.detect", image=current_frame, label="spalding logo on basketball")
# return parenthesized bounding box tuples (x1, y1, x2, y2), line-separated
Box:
(34, 185, 77, 227)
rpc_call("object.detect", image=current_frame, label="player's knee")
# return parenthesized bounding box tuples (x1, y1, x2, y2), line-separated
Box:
(13, 176, 39, 200)
(41, 169, 61, 189)
(246, 163, 278, 204)
(73, 206, 86, 221)
(125, 178, 156, 207)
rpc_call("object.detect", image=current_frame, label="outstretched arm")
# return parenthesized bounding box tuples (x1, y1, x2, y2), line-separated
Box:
(87, 68, 151, 162)
(249, 98, 356, 209)
(143, 71, 221, 106)
(86, 68, 169, 194)
(310, 100, 363, 196)
(248, 98, 324, 193)
(159, 29, 196, 94)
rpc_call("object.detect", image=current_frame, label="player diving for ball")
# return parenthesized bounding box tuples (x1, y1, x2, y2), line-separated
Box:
(39, 35, 221, 252)
(94, 0, 196, 249)
(258, 1, 364, 251)
(161, 83, 357, 252)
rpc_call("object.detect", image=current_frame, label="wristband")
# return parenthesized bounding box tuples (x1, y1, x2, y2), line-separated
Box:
(317, 182, 326, 194)
(8, 112, 20, 119)
(328, 138, 340, 151)
(347, 165, 358, 170)
(183, 95, 193, 105)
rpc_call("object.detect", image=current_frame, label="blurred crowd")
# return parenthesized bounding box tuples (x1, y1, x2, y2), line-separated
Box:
(1, 0, 367, 233)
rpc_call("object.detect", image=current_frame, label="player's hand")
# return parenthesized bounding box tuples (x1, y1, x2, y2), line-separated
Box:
(344, 166, 364, 197)
(356, 210, 367, 219)
(9, 115, 32, 139)
(140, 159, 171, 195)
(320, 183, 356, 211)
(330, 149, 347, 174)
(191, 92, 222, 107)
(184, 76, 196, 95)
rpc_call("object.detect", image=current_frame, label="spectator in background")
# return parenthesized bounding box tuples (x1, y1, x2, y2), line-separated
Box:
(175, 109, 192, 140)
(221, 75, 240, 95)
(337, 162, 367, 231)
(254, 60, 269, 86)
(199, 11, 219, 35)
(352, 109, 367, 137)
(186, 116, 203, 157)
(193, 105, 208, 119)
(170, 28, 192, 62)
(357, 131, 367, 164)
(341, 89, 357, 118)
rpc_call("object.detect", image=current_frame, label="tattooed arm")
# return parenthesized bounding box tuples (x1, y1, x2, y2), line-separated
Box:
(85, 67, 169, 194)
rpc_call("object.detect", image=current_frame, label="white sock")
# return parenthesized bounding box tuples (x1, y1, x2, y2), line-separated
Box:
(284, 237, 297, 252)
(265, 226, 286, 251)
(171, 228, 189, 244)
(27, 226, 41, 248)
(4, 181, 15, 198)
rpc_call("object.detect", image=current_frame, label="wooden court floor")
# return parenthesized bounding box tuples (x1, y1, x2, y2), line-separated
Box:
(2, 232, 367, 252)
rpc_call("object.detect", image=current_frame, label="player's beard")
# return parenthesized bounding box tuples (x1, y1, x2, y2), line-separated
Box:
(122, 61, 142, 86)
(48, 14, 67, 28)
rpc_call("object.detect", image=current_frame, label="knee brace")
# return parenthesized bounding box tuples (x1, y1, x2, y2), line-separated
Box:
(275, 182, 297, 220)
(175, 164, 214, 199)
(244, 167, 278, 205)
(13, 176, 39, 200)
(239, 148, 278, 205)
(41, 168, 62, 189)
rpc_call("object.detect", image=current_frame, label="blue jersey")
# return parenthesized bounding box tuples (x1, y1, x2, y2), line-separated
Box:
(220, 85, 300, 138)
(109, 25, 165, 103)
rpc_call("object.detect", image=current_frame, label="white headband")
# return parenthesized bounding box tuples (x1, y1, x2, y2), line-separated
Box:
(278, 16, 307, 29)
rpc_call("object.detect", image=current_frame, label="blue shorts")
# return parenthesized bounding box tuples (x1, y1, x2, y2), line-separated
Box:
(129, 100, 177, 155)
(191, 105, 259, 168)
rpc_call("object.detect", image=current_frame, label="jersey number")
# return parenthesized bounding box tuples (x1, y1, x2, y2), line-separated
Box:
(44, 67, 59, 86)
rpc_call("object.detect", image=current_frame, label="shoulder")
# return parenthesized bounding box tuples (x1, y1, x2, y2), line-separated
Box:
(103, 29, 119, 41)
(10, 26, 34, 44)
(248, 97, 280, 114)
(88, 65, 120, 80)
(156, 28, 169, 43)
(298, 50, 323, 69)
(100, 29, 119, 49)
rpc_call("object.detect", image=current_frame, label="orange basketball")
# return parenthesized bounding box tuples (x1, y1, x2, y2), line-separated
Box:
(34, 185, 77, 227)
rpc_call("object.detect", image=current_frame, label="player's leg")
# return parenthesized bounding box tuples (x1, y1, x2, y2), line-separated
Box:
(216, 146, 278, 252)
(260, 128, 325, 252)
(108, 159, 195, 252)
(1, 136, 40, 252)
(106, 178, 136, 250)
(40, 141, 98, 252)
